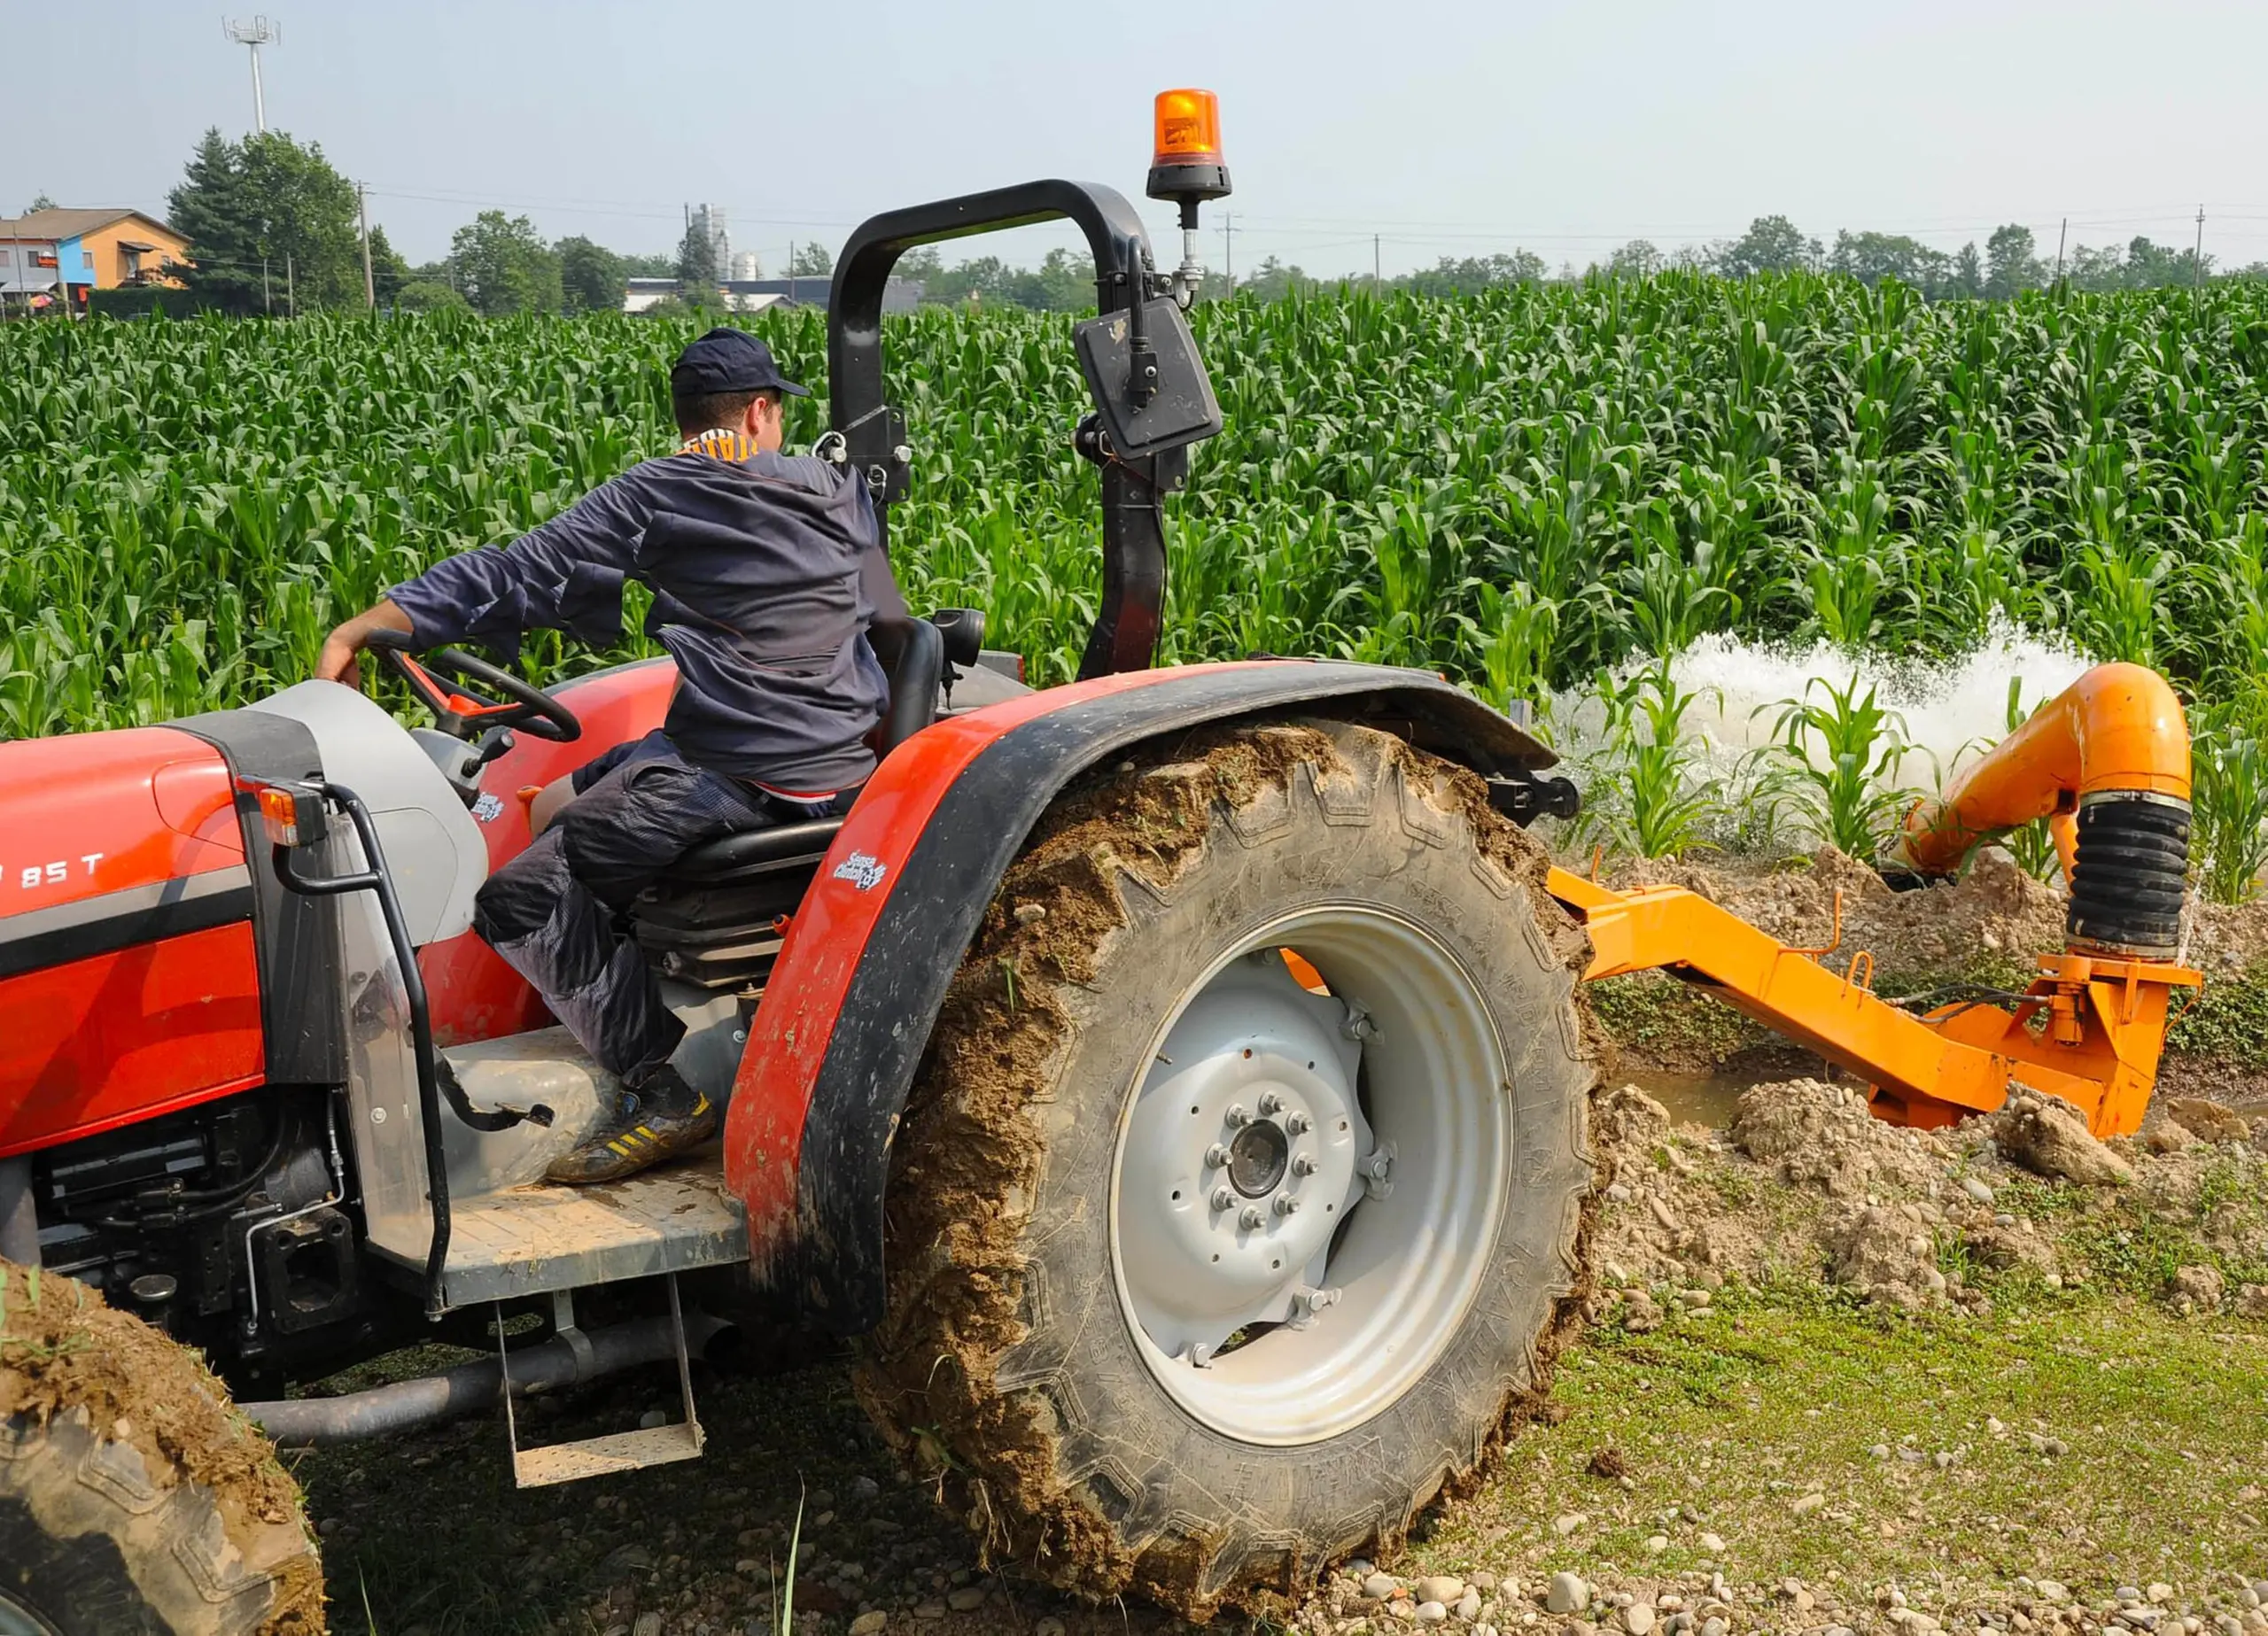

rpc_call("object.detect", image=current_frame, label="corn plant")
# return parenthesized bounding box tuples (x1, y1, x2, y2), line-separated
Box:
(1574, 665, 1725, 860)
(2191, 694, 2268, 906)
(7, 275, 2268, 772)
(1751, 675, 1927, 859)
(1994, 677, 2064, 883)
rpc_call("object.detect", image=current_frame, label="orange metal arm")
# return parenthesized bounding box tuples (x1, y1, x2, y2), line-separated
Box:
(1548, 866, 2199, 1136)
(1888, 663, 2190, 877)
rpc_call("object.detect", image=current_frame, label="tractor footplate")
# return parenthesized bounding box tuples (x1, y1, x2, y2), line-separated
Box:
(501, 1281, 705, 1488)
(400, 1155, 749, 1309)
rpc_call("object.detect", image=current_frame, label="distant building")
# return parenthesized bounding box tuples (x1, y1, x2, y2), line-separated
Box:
(0, 208, 189, 312)
(622, 274, 924, 317)
(624, 276, 680, 314)
(719, 276, 925, 314)
(729, 251, 762, 282)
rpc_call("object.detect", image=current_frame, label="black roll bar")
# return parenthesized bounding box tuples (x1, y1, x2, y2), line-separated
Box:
(824, 179, 1174, 678)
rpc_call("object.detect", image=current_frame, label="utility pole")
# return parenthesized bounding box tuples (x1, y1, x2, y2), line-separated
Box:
(359, 182, 375, 309)
(2055, 217, 2067, 282)
(1220, 212, 1237, 293)
(261, 254, 271, 315)
(223, 17, 280, 133)
(2194, 205, 2207, 307)
(285, 252, 294, 318)
(1373, 233, 1381, 287)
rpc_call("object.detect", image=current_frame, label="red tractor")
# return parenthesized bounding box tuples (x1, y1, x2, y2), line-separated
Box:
(0, 100, 1598, 1632)
(0, 95, 2205, 1636)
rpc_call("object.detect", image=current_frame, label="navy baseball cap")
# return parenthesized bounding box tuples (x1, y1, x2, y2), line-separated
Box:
(670, 328, 809, 398)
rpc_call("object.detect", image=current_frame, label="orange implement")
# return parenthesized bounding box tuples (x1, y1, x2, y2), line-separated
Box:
(1547, 661, 2203, 1138)
(1549, 867, 2197, 1136)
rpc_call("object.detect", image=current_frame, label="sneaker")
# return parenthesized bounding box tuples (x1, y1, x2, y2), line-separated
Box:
(545, 1066, 718, 1185)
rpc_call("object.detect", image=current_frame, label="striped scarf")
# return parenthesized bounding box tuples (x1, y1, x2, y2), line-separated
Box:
(681, 426, 761, 463)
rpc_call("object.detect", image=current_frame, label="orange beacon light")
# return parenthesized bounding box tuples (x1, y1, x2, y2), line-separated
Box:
(1147, 88, 1232, 211)
(1147, 89, 1232, 305)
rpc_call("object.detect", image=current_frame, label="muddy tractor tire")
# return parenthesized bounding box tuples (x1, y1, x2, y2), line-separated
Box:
(0, 1260, 324, 1635)
(858, 720, 1600, 1620)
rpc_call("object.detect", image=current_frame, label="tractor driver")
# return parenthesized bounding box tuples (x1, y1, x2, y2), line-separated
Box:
(315, 329, 910, 1185)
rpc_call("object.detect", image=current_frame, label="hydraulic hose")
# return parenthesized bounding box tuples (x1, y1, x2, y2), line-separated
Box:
(241, 1308, 733, 1446)
(1884, 663, 2191, 958)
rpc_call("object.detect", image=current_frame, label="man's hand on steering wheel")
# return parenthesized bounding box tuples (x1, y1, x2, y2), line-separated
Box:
(364, 628, 582, 743)
(315, 599, 414, 689)
(316, 599, 580, 744)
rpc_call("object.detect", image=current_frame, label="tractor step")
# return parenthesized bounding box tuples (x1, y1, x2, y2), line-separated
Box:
(399, 1155, 749, 1309)
(501, 1283, 705, 1488)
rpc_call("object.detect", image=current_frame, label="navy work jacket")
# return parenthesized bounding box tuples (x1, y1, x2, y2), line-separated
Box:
(389, 438, 908, 794)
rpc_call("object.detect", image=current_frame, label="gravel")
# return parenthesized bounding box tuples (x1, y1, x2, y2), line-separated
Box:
(1550, 1571, 1593, 1614)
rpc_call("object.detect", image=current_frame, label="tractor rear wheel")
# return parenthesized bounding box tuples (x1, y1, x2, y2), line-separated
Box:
(858, 720, 1599, 1620)
(0, 1260, 324, 1635)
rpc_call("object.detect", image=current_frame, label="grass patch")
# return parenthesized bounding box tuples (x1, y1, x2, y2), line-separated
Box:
(1589, 973, 1775, 1070)
(2170, 963, 2268, 1068)
(1410, 1283, 2268, 1609)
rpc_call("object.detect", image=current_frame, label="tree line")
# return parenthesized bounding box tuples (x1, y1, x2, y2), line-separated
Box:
(145, 131, 2256, 318)
(1240, 214, 2230, 302)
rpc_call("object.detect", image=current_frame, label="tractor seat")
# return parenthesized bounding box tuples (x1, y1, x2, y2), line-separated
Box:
(657, 614, 943, 887)
(663, 816, 845, 886)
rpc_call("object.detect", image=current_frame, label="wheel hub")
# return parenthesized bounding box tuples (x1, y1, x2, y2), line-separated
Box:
(1114, 951, 1371, 1359)
(1227, 1119, 1289, 1197)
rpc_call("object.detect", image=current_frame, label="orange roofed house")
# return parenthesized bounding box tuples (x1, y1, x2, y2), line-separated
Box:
(0, 208, 189, 314)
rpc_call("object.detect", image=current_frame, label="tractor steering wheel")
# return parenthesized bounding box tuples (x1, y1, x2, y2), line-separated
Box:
(366, 628, 582, 744)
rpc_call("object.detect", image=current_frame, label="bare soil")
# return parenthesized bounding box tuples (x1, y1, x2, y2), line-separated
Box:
(1587, 1076, 2268, 1319)
(1609, 844, 2268, 981)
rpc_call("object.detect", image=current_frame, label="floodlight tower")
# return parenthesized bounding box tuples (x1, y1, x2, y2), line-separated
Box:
(223, 15, 281, 133)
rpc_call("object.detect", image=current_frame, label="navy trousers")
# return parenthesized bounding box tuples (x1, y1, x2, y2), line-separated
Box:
(471, 731, 846, 1084)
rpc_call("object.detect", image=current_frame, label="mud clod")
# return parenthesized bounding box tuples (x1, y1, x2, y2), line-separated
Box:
(1730, 1078, 1944, 1198)
(1994, 1090, 2137, 1186)
(0, 1260, 324, 1632)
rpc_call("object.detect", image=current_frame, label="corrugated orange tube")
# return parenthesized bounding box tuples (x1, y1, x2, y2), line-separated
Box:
(1886, 663, 2190, 877)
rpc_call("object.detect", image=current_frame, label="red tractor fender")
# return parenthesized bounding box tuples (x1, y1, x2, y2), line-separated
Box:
(721, 659, 1552, 1331)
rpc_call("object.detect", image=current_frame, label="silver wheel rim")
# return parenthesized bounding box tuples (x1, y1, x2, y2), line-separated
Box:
(0, 1588, 62, 1636)
(1108, 904, 1510, 1446)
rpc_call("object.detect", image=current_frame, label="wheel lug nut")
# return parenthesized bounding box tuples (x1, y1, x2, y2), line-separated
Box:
(1285, 1112, 1312, 1135)
(1274, 1195, 1301, 1216)
(1258, 1091, 1285, 1115)
(1204, 1144, 1231, 1168)
(1211, 1187, 1235, 1212)
(1292, 1153, 1318, 1177)
(1239, 1206, 1264, 1230)
(1223, 1104, 1251, 1128)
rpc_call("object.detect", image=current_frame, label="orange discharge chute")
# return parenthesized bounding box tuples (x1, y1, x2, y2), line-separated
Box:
(1884, 663, 2190, 880)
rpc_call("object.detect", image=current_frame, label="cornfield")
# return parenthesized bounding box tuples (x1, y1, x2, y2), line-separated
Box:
(4, 275, 2267, 890)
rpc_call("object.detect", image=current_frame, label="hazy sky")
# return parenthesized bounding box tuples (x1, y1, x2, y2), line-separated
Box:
(10, 0, 2265, 281)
